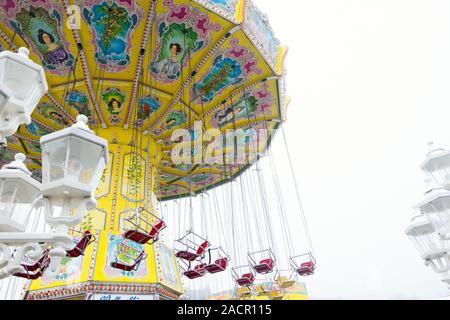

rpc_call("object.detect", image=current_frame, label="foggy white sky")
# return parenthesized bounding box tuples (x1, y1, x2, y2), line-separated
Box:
(251, 0, 450, 299)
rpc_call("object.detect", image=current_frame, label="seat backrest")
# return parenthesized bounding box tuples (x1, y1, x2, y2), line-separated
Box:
(196, 241, 209, 255)
(215, 258, 228, 268)
(149, 221, 166, 237)
(260, 258, 273, 266)
(77, 234, 92, 249)
(155, 221, 165, 230)
(37, 250, 49, 264)
(242, 273, 255, 282)
(195, 264, 206, 271)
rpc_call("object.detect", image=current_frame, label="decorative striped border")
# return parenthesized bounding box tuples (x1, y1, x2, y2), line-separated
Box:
(32, 118, 57, 133)
(24, 282, 180, 300)
(124, 0, 157, 129)
(62, 0, 107, 128)
(110, 145, 121, 231)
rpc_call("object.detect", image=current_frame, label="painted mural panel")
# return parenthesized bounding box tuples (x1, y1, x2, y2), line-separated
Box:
(209, 82, 276, 128)
(138, 95, 161, 121)
(196, 0, 238, 20)
(38, 234, 90, 285)
(244, 0, 281, 65)
(35, 102, 70, 127)
(64, 90, 92, 117)
(152, 109, 187, 136)
(157, 243, 182, 293)
(103, 233, 148, 279)
(150, 0, 221, 83)
(81, 0, 143, 72)
(1, 1, 75, 75)
(102, 87, 126, 124)
(192, 37, 262, 103)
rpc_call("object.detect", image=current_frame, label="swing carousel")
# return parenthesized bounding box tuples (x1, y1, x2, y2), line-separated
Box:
(0, 0, 314, 300)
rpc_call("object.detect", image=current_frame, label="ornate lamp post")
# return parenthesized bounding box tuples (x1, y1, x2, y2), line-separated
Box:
(416, 181, 450, 237)
(0, 153, 72, 279)
(421, 142, 450, 190)
(0, 47, 48, 146)
(37, 115, 108, 270)
(0, 153, 41, 233)
(406, 215, 450, 274)
(0, 115, 108, 277)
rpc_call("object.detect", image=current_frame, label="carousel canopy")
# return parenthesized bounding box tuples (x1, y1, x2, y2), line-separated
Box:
(0, 0, 288, 200)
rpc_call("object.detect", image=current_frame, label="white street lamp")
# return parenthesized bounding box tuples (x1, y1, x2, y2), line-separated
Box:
(0, 116, 108, 278)
(406, 215, 450, 273)
(0, 47, 48, 146)
(37, 115, 108, 270)
(0, 153, 72, 279)
(0, 153, 41, 233)
(416, 180, 450, 237)
(421, 142, 450, 189)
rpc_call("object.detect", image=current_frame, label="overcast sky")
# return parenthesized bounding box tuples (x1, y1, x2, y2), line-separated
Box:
(249, 0, 450, 299)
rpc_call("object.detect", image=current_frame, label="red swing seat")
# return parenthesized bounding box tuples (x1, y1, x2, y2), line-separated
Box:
(254, 258, 275, 274)
(184, 263, 207, 280)
(123, 221, 166, 245)
(236, 273, 255, 287)
(176, 241, 209, 261)
(14, 256, 50, 280)
(21, 250, 49, 272)
(204, 257, 228, 274)
(66, 231, 94, 258)
(110, 252, 146, 272)
(297, 261, 315, 276)
(123, 230, 151, 245)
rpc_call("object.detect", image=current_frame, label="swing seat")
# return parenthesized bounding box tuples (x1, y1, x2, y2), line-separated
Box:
(277, 276, 296, 288)
(123, 221, 166, 245)
(237, 287, 252, 298)
(149, 221, 166, 238)
(297, 261, 315, 276)
(66, 231, 94, 258)
(15, 256, 50, 280)
(255, 285, 269, 296)
(110, 252, 146, 272)
(123, 230, 152, 245)
(269, 291, 284, 300)
(176, 241, 209, 262)
(184, 263, 207, 279)
(14, 269, 44, 280)
(205, 258, 228, 274)
(254, 258, 275, 274)
(21, 250, 49, 272)
(236, 273, 255, 287)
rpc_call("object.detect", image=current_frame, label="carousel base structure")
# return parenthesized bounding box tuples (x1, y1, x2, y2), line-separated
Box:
(23, 128, 184, 300)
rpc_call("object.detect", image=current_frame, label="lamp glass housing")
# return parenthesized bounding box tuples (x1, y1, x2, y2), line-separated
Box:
(0, 49, 47, 115)
(40, 117, 108, 199)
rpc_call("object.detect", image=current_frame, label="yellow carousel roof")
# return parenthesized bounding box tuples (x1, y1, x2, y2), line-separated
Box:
(0, 0, 288, 200)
